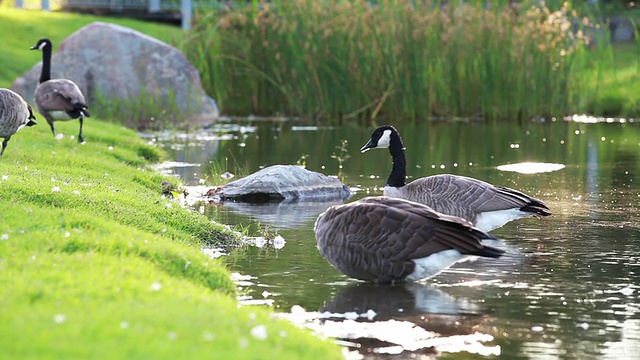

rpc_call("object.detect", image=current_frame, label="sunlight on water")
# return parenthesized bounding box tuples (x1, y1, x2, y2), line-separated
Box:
(564, 114, 636, 124)
(278, 307, 501, 357)
(496, 162, 566, 174)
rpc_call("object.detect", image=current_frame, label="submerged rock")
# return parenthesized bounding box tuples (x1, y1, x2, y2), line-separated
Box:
(208, 165, 352, 202)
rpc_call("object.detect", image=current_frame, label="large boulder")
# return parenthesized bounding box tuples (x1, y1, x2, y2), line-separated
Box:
(12, 22, 218, 129)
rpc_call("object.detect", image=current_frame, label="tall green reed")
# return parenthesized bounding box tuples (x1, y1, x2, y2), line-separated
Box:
(182, 0, 612, 121)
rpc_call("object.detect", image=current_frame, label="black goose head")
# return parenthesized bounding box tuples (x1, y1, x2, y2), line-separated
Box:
(360, 125, 405, 153)
(30, 38, 52, 52)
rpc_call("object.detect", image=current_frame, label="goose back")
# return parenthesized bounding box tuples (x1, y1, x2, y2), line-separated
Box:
(314, 196, 504, 284)
(388, 174, 551, 229)
(34, 79, 89, 121)
(0, 88, 37, 156)
(362, 125, 551, 231)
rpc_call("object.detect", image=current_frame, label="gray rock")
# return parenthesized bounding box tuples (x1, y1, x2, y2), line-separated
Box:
(12, 22, 218, 129)
(210, 165, 352, 202)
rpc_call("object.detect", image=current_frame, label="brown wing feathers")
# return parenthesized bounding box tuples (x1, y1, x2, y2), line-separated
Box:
(315, 197, 504, 282)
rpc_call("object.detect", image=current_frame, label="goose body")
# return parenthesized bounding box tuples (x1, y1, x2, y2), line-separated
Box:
(31, 38, 90, 143)
(361, 125, 551, 232)
(314, 196, 505, 284)
(0, 88, 37, 156)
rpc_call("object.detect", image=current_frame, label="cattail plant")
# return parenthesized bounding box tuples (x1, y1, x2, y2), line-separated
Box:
(182, 0, 614, 121)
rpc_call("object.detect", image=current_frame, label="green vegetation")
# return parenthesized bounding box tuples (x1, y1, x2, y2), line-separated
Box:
(0, 98, 341, 357)
(2, 5, 639, 121)
(583, 43, 640, 116)
(0, 9, 342, 359)
(183, 0, 638, 121)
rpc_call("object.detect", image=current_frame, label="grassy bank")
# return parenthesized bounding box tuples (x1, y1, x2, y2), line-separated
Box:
(183, 0, 637, 121)
(0, 109, 341, 357)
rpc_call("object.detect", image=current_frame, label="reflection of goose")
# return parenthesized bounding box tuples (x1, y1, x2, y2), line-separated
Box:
(321, 282, 480, 318)
(314, 196, 504, 284)
(361, 125, 551, 231)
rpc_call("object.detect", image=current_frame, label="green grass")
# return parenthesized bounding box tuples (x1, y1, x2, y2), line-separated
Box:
(581, 42, 640, 117)
(0, 118, 341, 358)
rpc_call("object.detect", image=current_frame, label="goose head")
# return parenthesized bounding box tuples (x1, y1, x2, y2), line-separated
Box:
(360, 125, 406, 153)
(30, 38, 52, 52)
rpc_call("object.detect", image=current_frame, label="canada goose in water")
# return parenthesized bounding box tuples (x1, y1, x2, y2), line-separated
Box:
(314, 196, 505, 284)
(0, 88, 37, 157)
(361, 125, 551, 232)
(31, 38, 90, 143)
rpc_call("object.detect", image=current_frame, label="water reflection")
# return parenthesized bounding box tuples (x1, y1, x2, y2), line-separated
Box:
(282, 282, 501, 357)
(207, 199, 348, 229)
(321, 282, 481, 317)
(155, 119, 640, 359)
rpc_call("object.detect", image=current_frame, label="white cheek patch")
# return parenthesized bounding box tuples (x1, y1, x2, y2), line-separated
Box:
(377, 129, 392, 148)
(38, 42, 47, 50)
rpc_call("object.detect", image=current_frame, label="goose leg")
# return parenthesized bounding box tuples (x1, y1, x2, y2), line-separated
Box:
(47, 119, 56, 137)
(1, 136, 10, 157)
(78, 113, 84, 143)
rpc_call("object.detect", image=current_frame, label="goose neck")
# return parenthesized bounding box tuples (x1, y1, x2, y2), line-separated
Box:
(39, 46, 52, 84)
(386, 142, 407, 188)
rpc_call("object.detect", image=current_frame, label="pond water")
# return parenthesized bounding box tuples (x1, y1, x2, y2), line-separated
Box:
(155, 117, 640, 359)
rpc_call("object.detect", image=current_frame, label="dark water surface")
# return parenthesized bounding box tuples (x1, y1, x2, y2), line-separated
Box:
(157, 118, 640, 359)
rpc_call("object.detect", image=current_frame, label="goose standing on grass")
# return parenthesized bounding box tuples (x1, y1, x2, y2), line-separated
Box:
(361, 125, 551, 232)
(0, 88, 37, 157)
(30, 38, 90, 143)
(314, 196, 505, 284)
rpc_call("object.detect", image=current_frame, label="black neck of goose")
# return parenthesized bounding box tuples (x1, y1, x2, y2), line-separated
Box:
(39, 46, 52, 84)
(386, 134, 407, 188)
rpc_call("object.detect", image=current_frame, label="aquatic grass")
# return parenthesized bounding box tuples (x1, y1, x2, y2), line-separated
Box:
(209, 155, 250, 183)
(183, 0, 618, 121)
(0, 116, 342, 359)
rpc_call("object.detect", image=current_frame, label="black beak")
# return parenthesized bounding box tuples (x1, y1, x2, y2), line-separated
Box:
(30, 45, 38, 50)
(360, 139, 375, 153)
